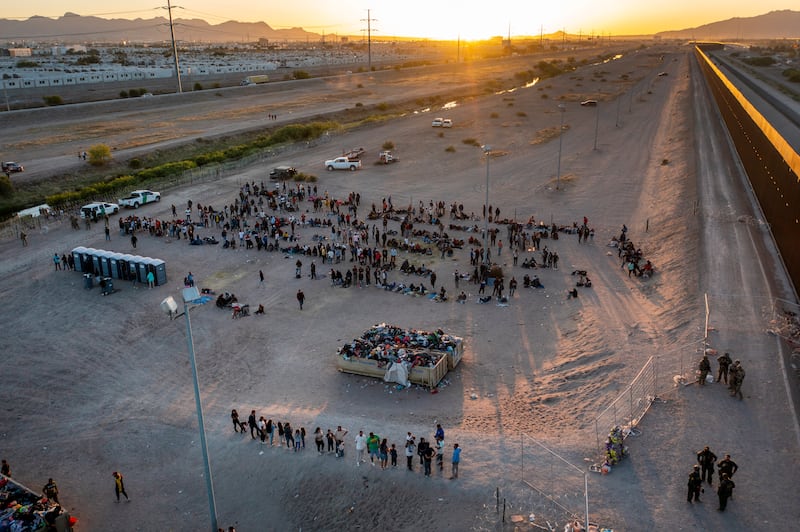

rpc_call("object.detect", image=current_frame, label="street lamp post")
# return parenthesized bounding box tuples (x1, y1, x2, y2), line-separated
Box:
(556, 104, 566, 190)
(162, 287, 218, 532)
(482, 145, 491, 266)
(593, 102, 600, 150)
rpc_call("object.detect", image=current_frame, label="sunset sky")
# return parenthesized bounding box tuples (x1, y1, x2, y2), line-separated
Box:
(3, 1, 794, 40)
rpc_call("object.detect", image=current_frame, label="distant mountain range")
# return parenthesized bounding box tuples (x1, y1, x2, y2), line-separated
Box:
(1, 10, 798, 45)
(0, 12, 320, 44)
(656, 10, 800, 40)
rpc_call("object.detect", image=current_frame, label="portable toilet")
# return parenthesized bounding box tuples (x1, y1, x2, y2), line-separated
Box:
(136, 257, 151, 283)
(118, 254, 135, 282)
(90, 249, 103, 276)
(98, 250, 114, 277)
(109, 252, 124, 279)
(71, 246, 87, 272)
(80, 248, 97, 274)
(150, 258, 167, 286)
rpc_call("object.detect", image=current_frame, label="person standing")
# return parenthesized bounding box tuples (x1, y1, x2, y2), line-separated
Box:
(53, 253, 61, 271)
(131, 234, 138, 249)
(354, 430, 367, 466)
(335, 426, 348, 456)
(20, 232, 28, 247)
(450, 443, 461, 479)
(43, 478, 60, 504)
(366, 432, 380, 466)
(698, 354, 711, 385)
(390, 444, 398, 468)
(435, 424, 445, 442)
(230, 409, 246, 433)
(1, 459, 10, 477)
(105, 226, 111, 241)
(112, 471, 129, 502)
(435, 437, 445, 472)
(326, 429, 336, 453)
(729, 361, 745, 400)
(248, 410, 258, 439)
(296, 289, 305, 310)
(259, 270, 265, 286)
(405, 438, 416, 471)
(697, 446, 717, 484)
(314, 427, 325, 454)
(717, 454, 738, 479)
(687, 465, 702, 503)
(266, 419, 274, 446)
(717, 474, 736, 511)
(379, 438, 389, 470)
(430, 271, 437, 289)
(310, 262, 317, 280)
(146, 270, 155, 289)
(716, 352, 732, 385)
(423, 444, 435, 476)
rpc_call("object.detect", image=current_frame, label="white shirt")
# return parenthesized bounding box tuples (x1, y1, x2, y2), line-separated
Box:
(354, 433, 366, 450)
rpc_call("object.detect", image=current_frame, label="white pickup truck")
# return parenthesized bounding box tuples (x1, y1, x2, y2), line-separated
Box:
(118, 189, 161, 208)
(324, 157, 361, 171)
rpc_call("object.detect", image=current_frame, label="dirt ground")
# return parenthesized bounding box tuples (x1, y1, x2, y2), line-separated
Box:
(1, 44, 798, 532)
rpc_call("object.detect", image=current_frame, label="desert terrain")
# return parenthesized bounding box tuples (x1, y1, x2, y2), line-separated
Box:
(1, 44, 798, 532)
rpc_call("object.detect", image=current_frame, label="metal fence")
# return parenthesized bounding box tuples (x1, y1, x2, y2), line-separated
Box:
(593, 356, 658, 454)
(520, 433, 589, 530)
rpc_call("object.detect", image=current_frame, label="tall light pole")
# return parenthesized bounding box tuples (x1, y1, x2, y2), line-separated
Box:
(593, 102, 600, 151)
(162, 287, 218, 531)
(556, 104, 566, 190)
(482, 144, 491, 266)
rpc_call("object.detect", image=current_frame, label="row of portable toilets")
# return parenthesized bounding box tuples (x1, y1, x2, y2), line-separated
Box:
(71, 247, 167, 286)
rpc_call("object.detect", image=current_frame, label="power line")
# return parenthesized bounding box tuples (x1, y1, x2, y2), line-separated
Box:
(162, 0, 183, 94)
(360, 9, 378, 71)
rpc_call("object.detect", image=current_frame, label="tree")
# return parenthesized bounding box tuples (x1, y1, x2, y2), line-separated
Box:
(0, 174, 14, 197)
(88, 144, 112, 166)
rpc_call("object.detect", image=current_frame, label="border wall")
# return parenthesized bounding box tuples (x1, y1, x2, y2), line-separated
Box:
(694, 45, 800, 292)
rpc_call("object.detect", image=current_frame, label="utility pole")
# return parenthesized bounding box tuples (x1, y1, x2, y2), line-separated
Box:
(164, 0, 183, 93)
(361, 9, 378, 71)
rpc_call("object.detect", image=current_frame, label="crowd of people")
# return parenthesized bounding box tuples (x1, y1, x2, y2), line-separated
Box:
(229, 410, 461, 479)
(687, 445, 739, 512)
(697, 351, 746, 399)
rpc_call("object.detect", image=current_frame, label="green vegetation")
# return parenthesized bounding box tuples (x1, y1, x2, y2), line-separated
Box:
(445, 146, 456, 153)
(782, 69, 800, 83)
(88, 144, 113, 166)
(16, 60, 39, 68)
(119, 90, 129, 98)
(462, 138, 481, 147)
(516, 111, 527, 117)
(382, 141, 395, 150)
(43, 95, 64, 106)
(293, 70, 311, 80)
(193, 82, 203, 91)
(0, 175, 14, 197)
(743, 56, 776, 67)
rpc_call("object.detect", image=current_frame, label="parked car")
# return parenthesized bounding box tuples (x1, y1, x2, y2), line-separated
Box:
(442, 119, 453, 128)
(269, 166, 298, 180)
(431, 118, 444, 127)
(80, 202, 119, 219)
(2, 161, 24, 173)
(118, 189, 160, 208)
(580, 99, 598, 107)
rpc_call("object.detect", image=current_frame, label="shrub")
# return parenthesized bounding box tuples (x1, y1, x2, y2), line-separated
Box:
(490, 112, 499, 118)
(0, 174, 13, 197)
(306, 174, 318, 182)
(16, 60, 39, 68)
(445, 146, 456, 153)
(355, 102, 363, 107)
(128, 88, 141, 97)
(541, 94, 549, 99)
(462, 138, 481, 147)
(743, 56, 775, 66)
(119, 90, 129, 98)
(88, 144, 112, 166)
(516, 111, 527, 117)
(293, 70, 310, 80)
(128, 158, 142, 169)
(43, 95, 63, 106)
(376, 102, 390, 111)
(382, 141, 395, 150)
(193, 82, 203, 91)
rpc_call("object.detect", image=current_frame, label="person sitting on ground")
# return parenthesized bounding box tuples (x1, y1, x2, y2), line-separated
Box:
(437, 286, 447, 301)
(532, 275, 542, 288)
(567, 288, 578, 299)
(457, 291, 467, 304)
(255, 304, 265, 315)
